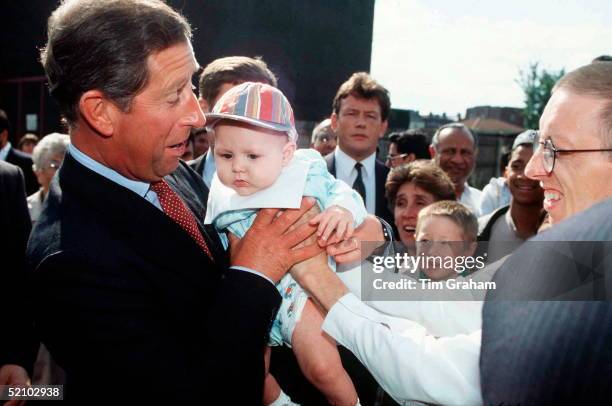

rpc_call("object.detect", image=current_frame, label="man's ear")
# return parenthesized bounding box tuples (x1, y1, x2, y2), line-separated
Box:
(282, 142, 297, 166)
(330, 113, 339, 131)
(78, 90, 117, 137)
(429, 145, 437, 159)
(378, 120, 389, 138)
(406, 153, 416, 163)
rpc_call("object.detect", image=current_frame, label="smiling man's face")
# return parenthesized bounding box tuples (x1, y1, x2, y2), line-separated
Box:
(525, 88, 612, 224)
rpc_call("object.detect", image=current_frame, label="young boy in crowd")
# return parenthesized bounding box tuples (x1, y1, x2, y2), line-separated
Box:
(415, 200, 479, 281)
(204, 82, 363, 406)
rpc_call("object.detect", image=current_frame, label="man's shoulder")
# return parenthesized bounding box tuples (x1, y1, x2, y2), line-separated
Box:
(6, 147, 33, 166)
(374, 158, 389, 175)
(537, 197, 612, 241)
(0, 159, 23, 179)
(467, 184, 482, 196)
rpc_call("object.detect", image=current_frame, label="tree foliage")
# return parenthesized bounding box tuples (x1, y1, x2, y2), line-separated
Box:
(517, 63, 565, 129)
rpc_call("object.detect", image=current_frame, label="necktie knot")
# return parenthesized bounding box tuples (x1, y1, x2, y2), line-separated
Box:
(150, 179, 213, 261)
(150, 180, 172, 196)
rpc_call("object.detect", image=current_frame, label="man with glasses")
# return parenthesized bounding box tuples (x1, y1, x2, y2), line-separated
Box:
(385, 129, 430, 168)
(289, 62, 612, 405)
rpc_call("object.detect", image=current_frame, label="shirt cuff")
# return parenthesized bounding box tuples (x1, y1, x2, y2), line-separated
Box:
(230, 266, 276, 286)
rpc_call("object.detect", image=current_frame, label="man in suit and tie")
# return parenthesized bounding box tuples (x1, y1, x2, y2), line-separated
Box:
(0, 110, 38, 195)
(189, 56, 278, 203)
(16, 1, 323, 402)
(326, 72, 394, 228)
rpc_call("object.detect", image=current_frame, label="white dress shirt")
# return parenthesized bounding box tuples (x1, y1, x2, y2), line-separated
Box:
(0, 141, 12, 161)
(334, 148, 377, 214)
(459, 183, 482, 217)
(327, 257, 507, 405)
(322, 293, 483, 406)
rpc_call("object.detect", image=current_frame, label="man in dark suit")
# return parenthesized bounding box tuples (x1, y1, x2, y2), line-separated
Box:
(326, 72, 394, 228)
(188, 56, 278, 203)
(325, 72, 397, 405)
(0, 110, 38, 195)
(0, 161, 37, 394)
(21, 1, 322, 402)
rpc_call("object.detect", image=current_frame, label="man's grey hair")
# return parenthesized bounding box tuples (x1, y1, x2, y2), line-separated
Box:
(311, 118, 333, 144)
(32, 133, 70, 171)
(431, 123, 477, 150)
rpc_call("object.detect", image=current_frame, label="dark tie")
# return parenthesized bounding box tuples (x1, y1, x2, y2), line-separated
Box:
(352, 162, 366, 202)
(150, 180, 214, 261)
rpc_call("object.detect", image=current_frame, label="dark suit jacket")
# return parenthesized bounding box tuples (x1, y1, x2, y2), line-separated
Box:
(324, 152, 394, 227)
(481, 198, 612, 404)
(6, 146, 38, 196)
(187, 152, 210, 204)
(0, 161, 37, 373)
(27, 154, 280, 402)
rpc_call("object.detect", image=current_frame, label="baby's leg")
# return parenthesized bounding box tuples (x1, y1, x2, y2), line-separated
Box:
(292, 298, 358, 406)
(263, 346, 282, 405)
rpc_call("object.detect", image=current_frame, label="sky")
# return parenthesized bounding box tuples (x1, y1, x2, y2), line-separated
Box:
(371, 0, 612, 118)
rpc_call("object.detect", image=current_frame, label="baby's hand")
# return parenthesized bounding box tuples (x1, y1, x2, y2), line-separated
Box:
(308, 205, 354, 244)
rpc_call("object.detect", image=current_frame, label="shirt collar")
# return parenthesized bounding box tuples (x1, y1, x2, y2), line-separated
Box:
(334, 147, 376, 178)
(68, 143, 151, 198)
(0, 141, 12, 161)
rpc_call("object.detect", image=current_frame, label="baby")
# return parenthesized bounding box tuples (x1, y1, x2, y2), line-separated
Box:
(204, 82, 364, 406)
(414, 200, 478, 281)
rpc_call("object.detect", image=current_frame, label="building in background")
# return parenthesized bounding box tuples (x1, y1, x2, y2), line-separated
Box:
(1, 0, 375, 148)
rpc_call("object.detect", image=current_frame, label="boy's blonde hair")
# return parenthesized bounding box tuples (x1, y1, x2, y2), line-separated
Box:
(416, 200, 478, 241)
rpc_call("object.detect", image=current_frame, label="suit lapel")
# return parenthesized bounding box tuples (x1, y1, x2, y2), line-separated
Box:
(60, 155, 224, 284)
(325, 153, 336, 177)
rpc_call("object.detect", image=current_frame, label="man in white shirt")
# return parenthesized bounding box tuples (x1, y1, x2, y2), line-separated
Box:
(429, 123, 482, 216)
(326, 72, 394, 227)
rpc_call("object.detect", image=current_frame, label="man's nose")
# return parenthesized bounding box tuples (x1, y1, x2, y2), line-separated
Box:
(185, 92, 205, 128)
(450, 152, 464, 163)
(525, 149, 545, 180)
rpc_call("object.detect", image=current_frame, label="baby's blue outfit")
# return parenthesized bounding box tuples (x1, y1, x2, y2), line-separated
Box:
(205, 149, 367, 346)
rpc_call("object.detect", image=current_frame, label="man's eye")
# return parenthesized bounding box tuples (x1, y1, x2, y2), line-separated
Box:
(247, 154, 259, 160)
(220, 153, 232, 159)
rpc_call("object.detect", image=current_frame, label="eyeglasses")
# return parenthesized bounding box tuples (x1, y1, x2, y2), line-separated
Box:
(385, 153, 409, 163)
(536, 138, 612, 174)
(316, 136, 336, 144)
(48, 161, 61, 170)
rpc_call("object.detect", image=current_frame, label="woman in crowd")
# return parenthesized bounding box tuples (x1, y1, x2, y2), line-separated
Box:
(18, 133, 40, 154)
(384, 159, 455, 245)
(28, 133, 69, 224)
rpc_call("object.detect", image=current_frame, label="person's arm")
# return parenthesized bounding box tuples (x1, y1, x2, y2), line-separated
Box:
(293, 266, 483, 405)
(322, 293, 483, 406)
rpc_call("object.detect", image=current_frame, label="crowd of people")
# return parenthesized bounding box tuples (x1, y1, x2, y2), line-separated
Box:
(1, 0, 612, 405)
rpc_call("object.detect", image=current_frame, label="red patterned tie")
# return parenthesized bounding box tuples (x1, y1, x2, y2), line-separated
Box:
(150, 180, 213, 261)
